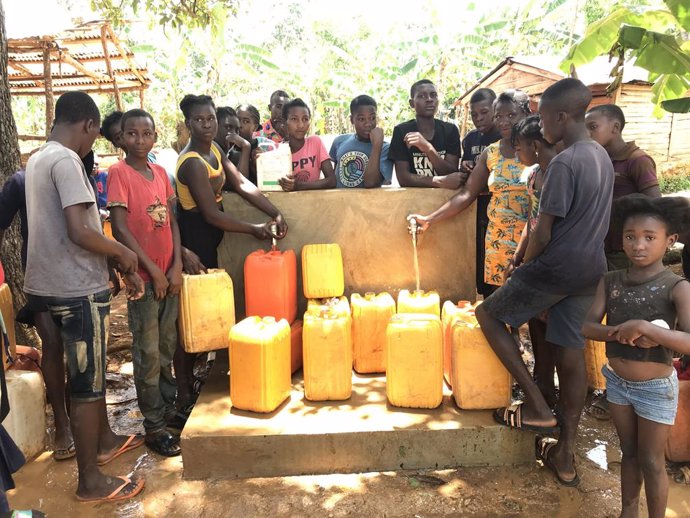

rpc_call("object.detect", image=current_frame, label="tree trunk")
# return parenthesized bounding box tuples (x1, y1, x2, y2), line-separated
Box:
(0, 0, 39, 348)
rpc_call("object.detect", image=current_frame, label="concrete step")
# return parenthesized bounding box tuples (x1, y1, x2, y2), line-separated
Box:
(181, 351, 534, 480)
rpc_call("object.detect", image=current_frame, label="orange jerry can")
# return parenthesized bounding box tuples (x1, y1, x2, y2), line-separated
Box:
(441, 300, 475, 386)
(0, 284, 16, 370)
(351, 292, 396, 374)
(307, 296, 351, 320)
(585, 317, 608, 391)
(244, 248, 297, 323)
(666, 362, 690, 462)
(450, 315, 512, 410)
(179, 269, 235, 353)
(290, 319, 303, 374)
(303, 309, 352, 401)
(302, 244, 344, 299)
(397, 290, 440, 317)
(386, 314, 443, 409)
(229, 316, 291, 413)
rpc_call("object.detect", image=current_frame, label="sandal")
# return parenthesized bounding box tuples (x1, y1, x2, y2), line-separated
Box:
(536, 436, 580, 487)
(493, 403, 559, 434)
(585, 392, 610, 420)
(97, 434, 145, 466)
(145, 430, 181, 457)
(53, 441, 76, 461)
(76, 476, 145, 503)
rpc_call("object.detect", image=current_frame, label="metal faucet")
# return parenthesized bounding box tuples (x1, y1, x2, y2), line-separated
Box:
(270, 222, 278, 250)
(407, 217, 419, 247)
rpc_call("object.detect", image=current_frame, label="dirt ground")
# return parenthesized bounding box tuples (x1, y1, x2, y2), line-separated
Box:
(6, 287, 690, 517)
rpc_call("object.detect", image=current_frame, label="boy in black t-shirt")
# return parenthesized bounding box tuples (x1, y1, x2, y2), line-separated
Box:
(389, 79, 461, 188)
(460, 88, 501, 296)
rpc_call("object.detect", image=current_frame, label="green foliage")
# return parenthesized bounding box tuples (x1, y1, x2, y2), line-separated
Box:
(92, 0, 237, 33)
(658, 164, 690, 194)
(561, 0, 690, 116)
(14, 0, 621, 146)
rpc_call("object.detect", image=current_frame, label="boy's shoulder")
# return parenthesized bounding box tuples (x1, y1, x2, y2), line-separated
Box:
(435, 118, 458, 132)
(553, 140, 608, 168)
(394, 119, 418, 132)
(331, 133, 354, 148)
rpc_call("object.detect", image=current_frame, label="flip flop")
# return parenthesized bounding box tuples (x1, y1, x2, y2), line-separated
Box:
(536, 436, 580, 487)
(585, 393, 611, 420)
(97, 435, 145, 466)
(493, 403, 559, 435)
(53, 441, 76, 461)
(76, 476, 145, 503)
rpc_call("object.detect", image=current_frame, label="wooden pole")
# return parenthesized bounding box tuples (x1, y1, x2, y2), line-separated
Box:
(139, 87, 144, 109)
(100, 24, 121, 111)
(42, 41, 54, 137)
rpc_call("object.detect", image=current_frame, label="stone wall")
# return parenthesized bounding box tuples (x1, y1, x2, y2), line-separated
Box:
(218, 188, 476, 318)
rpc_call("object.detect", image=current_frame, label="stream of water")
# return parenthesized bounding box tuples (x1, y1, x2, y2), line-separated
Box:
(412, 235, 420, 292)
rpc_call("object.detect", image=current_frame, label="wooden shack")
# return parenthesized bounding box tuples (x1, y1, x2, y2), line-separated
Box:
(455, 56, 690, 162)
(8, 20, 150, 147)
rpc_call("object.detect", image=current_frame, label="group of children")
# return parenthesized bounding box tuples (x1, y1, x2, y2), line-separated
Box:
(3, 75, 689, 516)
(410, 77, 689, 518)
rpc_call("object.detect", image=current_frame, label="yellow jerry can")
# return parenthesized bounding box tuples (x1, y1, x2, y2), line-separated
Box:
(229, 316, 291, 413)
(179, 269, 235, 353)
(441, 300, 475, 386)
(397, 290, 440, 317)
(301, 244, 344, 299)
(386, 313, 443, 409)
(303, 309, 352, 401)
(351, 292, 396, 374)
(450, 316, 512, 410)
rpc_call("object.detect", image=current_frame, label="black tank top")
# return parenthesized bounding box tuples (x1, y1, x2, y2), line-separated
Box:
(605, 268, 686, 365)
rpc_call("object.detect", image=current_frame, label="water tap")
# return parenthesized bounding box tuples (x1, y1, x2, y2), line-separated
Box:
(270, 222, 278, 250)
(407, 216, 419, 246)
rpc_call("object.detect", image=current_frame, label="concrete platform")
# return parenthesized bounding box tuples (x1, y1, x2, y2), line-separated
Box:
(181, 351, 534, 480)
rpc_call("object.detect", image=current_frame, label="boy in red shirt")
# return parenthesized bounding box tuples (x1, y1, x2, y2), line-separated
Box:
(107, 109, 183, 456)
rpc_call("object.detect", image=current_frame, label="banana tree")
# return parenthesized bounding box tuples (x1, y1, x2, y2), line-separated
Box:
(561, 0, 690, 115)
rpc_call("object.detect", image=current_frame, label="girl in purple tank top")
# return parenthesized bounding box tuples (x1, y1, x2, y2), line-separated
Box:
(583, 195, 690, 518)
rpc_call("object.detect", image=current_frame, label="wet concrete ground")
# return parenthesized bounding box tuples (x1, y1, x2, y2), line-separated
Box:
(6, 291, 690, 517)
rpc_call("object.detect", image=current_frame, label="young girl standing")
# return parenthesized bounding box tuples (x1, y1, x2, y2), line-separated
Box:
(583, 194, 690, 518)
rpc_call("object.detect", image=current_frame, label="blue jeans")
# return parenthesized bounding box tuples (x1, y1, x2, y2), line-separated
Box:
(128, 284, 179, 432)
(603, 364, 679, 425)
(41, 289, 111, 402)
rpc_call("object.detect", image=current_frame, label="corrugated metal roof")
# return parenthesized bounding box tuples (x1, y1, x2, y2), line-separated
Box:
(8, 20, 150, 95)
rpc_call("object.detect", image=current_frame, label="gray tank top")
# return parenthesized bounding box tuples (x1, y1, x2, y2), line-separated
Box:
(605, 268, 686, 365)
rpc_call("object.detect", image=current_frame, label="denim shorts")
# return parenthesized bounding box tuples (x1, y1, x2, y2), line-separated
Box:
(480, 274, 593, 349)
(603, 364, 679, 425)
(40, 289, 111, 402)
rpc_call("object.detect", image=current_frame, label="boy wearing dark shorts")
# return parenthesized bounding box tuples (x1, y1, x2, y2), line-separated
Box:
(476, 78, 614, 486)
(0, 170, 74, 461)
(24, 92, 146, 502)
